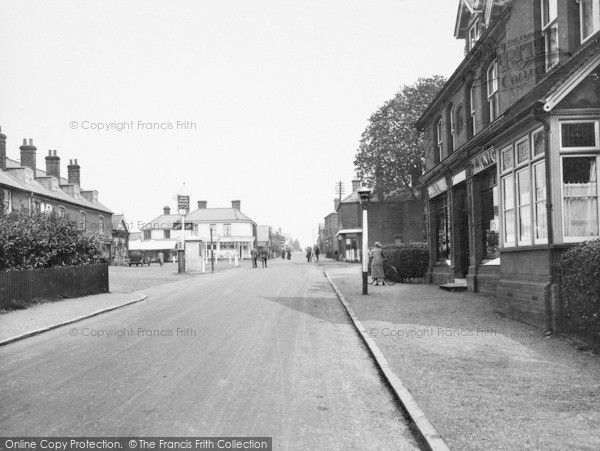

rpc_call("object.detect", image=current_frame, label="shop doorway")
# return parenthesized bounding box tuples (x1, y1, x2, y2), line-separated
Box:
(454, 182, 470, 278)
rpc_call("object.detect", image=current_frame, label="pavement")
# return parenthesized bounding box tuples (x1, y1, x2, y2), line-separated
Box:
(0, 256, 419, 450)
(322, 259, 600, 451)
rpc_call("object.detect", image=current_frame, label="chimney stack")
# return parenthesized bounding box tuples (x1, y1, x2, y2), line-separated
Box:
(163, 206, 171, 215)
(232, 200, 241, 211)
(45, 150, 60, 179)
(352, 179, 361, 192)
(334, 198, 340, 210)
(67, 159, 80, 186)
(0, 127, 6, 171)
(20, 138, 37, 174)
(198, 200, 207, 209)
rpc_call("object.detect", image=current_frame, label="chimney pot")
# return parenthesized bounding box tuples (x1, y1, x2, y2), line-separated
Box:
(67, 159, 80, 186)
(163, 206, 171, 215)
(23, 139, 27, 145)
(29, 139, 33, 145)
(45, 149, 61, 179)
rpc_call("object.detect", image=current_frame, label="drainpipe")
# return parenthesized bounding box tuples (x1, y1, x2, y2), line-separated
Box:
(533, 106, 554, 332)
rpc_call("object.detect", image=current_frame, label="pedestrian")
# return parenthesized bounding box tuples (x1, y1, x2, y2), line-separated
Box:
(369, 242, 385, 285)
(314, 247, 320, 262)
(260, 249, 268, 268)
(251, 247, 258, 268)
(286, 249, 291, 260)
(281, 249, 286, 259)
(306, 247, 312, 262)
(334, 249, 339, 261)
(157, 251, 164, 267)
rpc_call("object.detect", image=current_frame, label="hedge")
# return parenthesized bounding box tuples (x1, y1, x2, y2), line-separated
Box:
(382, 242, 429, 282)
(555, 240, 600, 345)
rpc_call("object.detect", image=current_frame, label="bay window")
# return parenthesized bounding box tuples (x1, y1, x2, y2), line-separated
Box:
(580, 0, 600, 42)
(487, 60, 499, 122)
(517, 169, 532, 245)
(541, 0, 559, 70)
(533, 162, 547, 242)
(562, 156, 599, 240)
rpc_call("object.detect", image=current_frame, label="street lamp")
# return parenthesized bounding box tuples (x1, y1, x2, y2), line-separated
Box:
(209, 224, 216, 273)
(358, 185, 372, 295)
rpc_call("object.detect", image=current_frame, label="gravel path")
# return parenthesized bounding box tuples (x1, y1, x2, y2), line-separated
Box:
(322, 260, 600, 451)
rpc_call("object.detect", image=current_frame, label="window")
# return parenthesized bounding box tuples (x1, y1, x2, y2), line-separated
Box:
(98, 216, 104, 234)
(501, 146, 514, 172)
(502, 175, 515, 245)
(562, 156, 599, 239)
(487, 60, 499, 122)
(541, 0, 559, 70)
(450, 105, 456, 151)
(534, 162, 548, 242)
(480, 169, 499, 260)
(517, 169, 532, 244)
(2, 189, 11, 213)
(470, 85, 477, 135)
(143, 230, 151, 240)
(58, 207, 65, 218)
(164, 230, 170, 239)
(224, 223, 232, 235)
(468, 19, 482, 51)
(80, 212, 86, 231)
(580, 0, 600, 42)
(532, 128, 545, 157)
(560, 121, 598, 150)
(436, 119, 443, 162)
(432, 197, 450, 262)
(516, 137, 529, 164)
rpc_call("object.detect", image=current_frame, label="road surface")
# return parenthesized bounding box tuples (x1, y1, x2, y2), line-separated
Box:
(0, 257, 418, 450)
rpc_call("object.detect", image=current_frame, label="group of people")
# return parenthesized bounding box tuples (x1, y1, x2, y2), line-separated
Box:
(306, 246, 320, 262)
(281, 249, 292, 260)
(250, 248, 270, 268)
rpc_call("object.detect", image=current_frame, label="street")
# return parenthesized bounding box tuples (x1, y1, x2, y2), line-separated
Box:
(0, 258, 419, 450)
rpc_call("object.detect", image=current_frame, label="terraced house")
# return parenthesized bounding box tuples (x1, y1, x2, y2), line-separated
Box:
(0, 127, 113, 258)
(418, 0, 600, 326)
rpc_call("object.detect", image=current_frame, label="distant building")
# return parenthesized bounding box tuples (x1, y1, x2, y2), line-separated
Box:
(140, 200, 256, 259)
(0, 129, 113, 259)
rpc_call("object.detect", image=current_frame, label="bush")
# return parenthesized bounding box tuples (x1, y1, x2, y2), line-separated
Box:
(382, 243, 429, 282)
(0, 211, 103, 271)
(556, 240, 600, 343)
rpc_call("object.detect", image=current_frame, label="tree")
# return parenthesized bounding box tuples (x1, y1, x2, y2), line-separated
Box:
(0, 211, 103, 271)
(354, 76, 446, 201)
(292, 239, 302, 252)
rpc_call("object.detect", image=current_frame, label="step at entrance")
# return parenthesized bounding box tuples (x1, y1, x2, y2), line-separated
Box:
(439, 278, 468, 292)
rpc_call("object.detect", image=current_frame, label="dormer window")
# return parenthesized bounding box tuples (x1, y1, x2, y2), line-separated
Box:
(580, 0, 600, 43)
(468, 18, 482, 51)
(541, 0, 559, 70)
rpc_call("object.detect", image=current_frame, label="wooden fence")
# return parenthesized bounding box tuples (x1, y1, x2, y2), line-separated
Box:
(0, 264, 109, 308)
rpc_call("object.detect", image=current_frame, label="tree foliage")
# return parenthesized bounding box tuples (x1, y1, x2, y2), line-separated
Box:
(0, 211, 103, 271)
(354, 76, 446, 201)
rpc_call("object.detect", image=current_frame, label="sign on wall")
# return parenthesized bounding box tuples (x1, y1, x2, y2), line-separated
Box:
(427, 177, 448, 199)
(471, 147, 497, 174)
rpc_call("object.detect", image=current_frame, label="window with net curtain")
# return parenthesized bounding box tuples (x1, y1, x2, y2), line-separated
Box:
(562, 157, 599, 238)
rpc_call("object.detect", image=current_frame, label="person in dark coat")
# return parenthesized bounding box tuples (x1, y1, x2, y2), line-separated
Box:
(286, 249, 291, 260)
(314, 247, 320, 262)
(250, 248, 258, 268)
(260, 249, 268, 268)
(306, 248, 312, 262)
(281, 250, 286, 259)
(369, 242, 385, 285)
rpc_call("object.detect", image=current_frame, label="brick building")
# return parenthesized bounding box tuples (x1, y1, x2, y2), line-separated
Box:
(418, 0, 600, 327)
(0, 128, 113, 258)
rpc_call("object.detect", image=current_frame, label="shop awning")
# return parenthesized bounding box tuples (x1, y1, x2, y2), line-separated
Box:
(335, 228, 362, 237)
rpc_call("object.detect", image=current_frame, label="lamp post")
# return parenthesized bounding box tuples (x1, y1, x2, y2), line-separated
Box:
(177, 194, 189, 274)
(358, 186, 372, 295)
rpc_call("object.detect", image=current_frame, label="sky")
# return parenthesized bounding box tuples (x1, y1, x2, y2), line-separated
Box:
(0, 0, 465, 247)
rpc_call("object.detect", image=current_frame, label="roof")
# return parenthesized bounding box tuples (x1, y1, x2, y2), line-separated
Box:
(186, 207, 255, 223)
(141, 214, 180, 230)
(2, 159, 113, 214)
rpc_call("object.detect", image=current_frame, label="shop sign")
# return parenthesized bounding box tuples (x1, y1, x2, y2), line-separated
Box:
(452, 170, 466, 186)
(471, 147, 497, 174)
(177, 195, 190, 213)
(427, 177, 448, 198)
